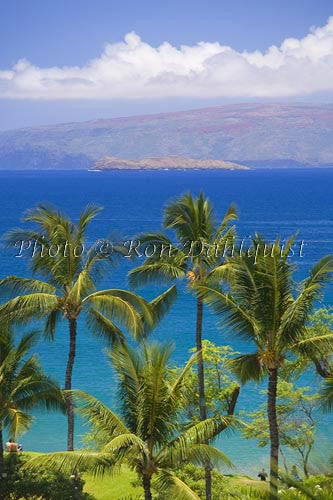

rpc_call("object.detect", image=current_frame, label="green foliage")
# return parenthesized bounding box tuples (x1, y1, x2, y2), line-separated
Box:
(169, 464, 233, 499)
(128, 190, 238, 498)
(308, 307, 333, 335)
(27, 342, 234, 499)
(129, 192, 237, 289)
(198, 236, 333, 372)
(0, 328, 65, 440)
(0, 203, 177, 344)
(0, 204, 178, 451)
(294, 307, 333, 378)
(242, 380, 318, 476)
(0, 453, 95, 500)
(169, 340, 239, 422)
(278, 475, 333, 499)
(158, 465, 270, 499)
(197, 235, 333, 495)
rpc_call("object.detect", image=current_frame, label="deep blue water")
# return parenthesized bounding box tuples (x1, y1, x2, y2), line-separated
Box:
(0, 168, 332, 476)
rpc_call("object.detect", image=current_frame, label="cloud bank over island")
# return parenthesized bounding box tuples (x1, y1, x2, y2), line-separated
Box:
(1, 17, 333, 100)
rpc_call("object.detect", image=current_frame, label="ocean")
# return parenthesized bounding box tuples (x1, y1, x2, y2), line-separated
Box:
(0, 168, 332, 476)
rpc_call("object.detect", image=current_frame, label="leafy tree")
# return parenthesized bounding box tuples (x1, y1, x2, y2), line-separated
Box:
(197, 235, 333, 499)
(129, 192, 237, 500)
(170, 340, 240, 423)
(0, 204, 176, 451)
(27, 342, 234, 500)
(0, 328, 65, 476)
(171, 464, 239, 500)
(243, 380, 318, 477)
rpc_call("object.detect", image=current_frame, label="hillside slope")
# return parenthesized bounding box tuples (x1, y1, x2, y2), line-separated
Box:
(1, 103, 333, 169)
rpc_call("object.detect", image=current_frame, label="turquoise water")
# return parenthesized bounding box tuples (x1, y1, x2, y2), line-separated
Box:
(0, 168, 332, 476)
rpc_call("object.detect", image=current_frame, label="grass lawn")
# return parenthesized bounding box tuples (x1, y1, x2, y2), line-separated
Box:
(83, 466, 143, 499)
(225, 474, 269, 491)
(19, 452, 268, 499)
(83, 469, 268, 499)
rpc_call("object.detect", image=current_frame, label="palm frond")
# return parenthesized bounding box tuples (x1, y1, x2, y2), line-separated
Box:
(227, 353, 265, 384)
(0, 293, 59, 324)
(84, 290, 152, 340)
(43, 309, 62, 341)
(86, 308, 125, 344)
(197, 282, 259, 341)
(77, 204, 102, 240)
(25, 450, 117, 477)
(320, 377, 333, 412)
(0, 276, 56, 299)
(164, 192, 214, 243)
(67, 269, 95, 303)
(70, 389, 130, 437)
(142, 285, 178, 335)
(206, 261, 234, 282)
(12, 374, 66, 413)
(168, 352, 198, 401)
(3, 407, 33, 438)
(160, 442, 232, 470)
(279, 254, 333, 344)
(155, 469, 201, 500)
(14, 330, 40, 358)
(184, 443, 233, 468)
(168, 415, 236, 452)
(128, 261, 186, 288)
(213, 202, 238, 241)
(107, 343, 141, 425)
(103, 433, 149, 456)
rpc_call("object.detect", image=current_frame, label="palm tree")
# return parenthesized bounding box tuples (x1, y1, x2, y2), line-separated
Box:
(320, 377, 333, 411)
(0, 204, 177, 451)
(27, 342, 234, 500)
(128, 192, 237, 500)
(0, 327, 65, 476)
(197, 235, 333, 500)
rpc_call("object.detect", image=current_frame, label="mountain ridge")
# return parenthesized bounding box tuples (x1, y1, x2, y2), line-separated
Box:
(1, 103, 333, 169)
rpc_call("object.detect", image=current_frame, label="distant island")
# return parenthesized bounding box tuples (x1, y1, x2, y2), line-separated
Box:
(90, 155, 249, 170)
(1, 104, 333, 169)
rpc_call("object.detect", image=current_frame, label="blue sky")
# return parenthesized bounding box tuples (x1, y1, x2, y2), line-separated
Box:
(1, 0, 333, 129)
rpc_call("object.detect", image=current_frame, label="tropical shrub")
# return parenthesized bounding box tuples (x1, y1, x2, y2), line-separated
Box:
(0, 454, 95, 500)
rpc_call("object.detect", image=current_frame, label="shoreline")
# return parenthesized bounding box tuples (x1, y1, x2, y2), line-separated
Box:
(1, 166, 333, 172)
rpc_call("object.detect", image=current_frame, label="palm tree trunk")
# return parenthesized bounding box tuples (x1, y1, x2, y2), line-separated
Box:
(195, 296, 211, 500)
(268, 368, 279, 500)
(142, 474, 152, 500)
(65, 317, 77, 451)
(0, 426, 4, 477)
(196, 297, 206, 420)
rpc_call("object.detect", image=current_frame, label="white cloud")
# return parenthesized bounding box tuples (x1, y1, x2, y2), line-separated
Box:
(1, 18, 333, 99)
